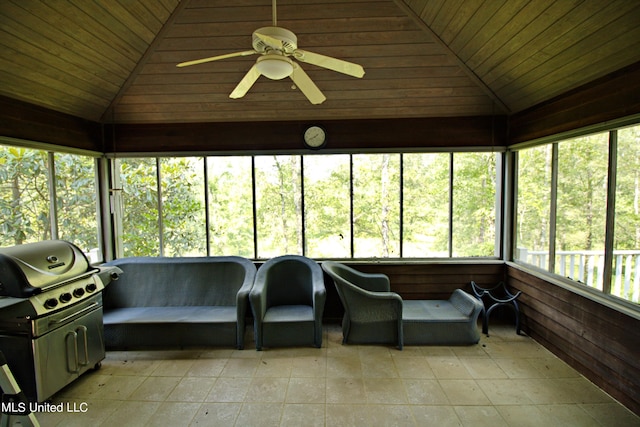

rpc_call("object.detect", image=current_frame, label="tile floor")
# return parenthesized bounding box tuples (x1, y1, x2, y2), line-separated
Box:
(33, 323, 639, 427)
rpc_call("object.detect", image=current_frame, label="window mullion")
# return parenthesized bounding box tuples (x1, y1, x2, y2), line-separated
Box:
(549, 143, 559, 272)
(602, 130, 618, 294)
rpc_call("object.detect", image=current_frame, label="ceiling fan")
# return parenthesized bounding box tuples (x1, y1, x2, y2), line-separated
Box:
(176, 0, 365, 104)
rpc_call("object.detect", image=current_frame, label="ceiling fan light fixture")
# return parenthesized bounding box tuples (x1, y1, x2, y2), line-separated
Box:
(256, 54, 293, 80)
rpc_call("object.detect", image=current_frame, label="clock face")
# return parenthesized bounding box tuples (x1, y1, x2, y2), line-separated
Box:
(303, 126, 326, 149)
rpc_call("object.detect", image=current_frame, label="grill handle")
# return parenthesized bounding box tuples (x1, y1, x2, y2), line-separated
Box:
(77, 325, 90, 367)
(66, 331, 79, 373)
(49, 302, 99, 326)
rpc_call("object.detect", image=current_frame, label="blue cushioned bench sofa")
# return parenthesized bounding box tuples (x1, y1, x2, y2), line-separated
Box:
(102, 256, 256, 349)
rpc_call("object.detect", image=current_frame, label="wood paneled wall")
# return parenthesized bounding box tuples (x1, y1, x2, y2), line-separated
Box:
(104, 116, 507, 154)
(507, 265, 640, 415)
(509, 61, 640, 144)
(0, 96, 102, 152)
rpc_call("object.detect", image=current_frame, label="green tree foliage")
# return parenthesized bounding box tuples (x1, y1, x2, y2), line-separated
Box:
(452, 152, 497, 257)
(207, 157, 254, 257)
(255, 156, 302, 257)
(55, 153, 98, 252)
(0, 147, 49, 245)
(304, 155, 351, 258)
(402, 153, 450, 256)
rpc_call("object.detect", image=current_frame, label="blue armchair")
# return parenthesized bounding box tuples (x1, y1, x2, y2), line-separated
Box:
(250, 255, 326, 350)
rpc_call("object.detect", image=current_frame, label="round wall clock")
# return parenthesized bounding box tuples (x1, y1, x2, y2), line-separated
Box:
(303, 125, 327, 149)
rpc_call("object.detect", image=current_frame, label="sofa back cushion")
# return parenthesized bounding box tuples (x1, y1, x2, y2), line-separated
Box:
(103, 256, 255, 309)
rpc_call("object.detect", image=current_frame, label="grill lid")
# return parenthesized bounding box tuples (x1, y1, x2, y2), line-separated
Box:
(0, 240, 94, 298)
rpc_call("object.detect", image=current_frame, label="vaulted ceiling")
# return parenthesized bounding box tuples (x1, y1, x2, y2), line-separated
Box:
(1, 0, 639, 124)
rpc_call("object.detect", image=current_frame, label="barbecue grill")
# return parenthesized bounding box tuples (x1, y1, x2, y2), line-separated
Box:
(0, 240, 121, 403)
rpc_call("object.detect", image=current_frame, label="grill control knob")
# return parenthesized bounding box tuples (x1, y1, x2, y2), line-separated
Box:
(85, 283, 97, 293)
(73, 288, 85, 298)
(59, 293, 72, 303)
(44, 298, 58, 309)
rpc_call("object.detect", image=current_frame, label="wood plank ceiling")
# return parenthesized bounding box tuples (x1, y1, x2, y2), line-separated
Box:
(1, 0, 639, 124)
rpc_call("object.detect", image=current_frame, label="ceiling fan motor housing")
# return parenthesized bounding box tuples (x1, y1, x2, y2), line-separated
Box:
(252, 26, 298, 53)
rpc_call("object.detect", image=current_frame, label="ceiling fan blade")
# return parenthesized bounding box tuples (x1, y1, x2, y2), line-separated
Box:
(177, 50, 257, 68)
(229, 64, 261, 99)
(294, 49, 365, 78)
(289, 63, 326, 105)
(254, 31, 284, 51)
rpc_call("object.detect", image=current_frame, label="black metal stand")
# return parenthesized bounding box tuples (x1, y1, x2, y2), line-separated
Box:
(471, 281, 521, 336)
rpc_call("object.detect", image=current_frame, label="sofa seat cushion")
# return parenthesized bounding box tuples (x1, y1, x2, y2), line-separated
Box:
(263, 305, 314, 323)
(402, 300, 469, 323)
(103, 306, 237, 324)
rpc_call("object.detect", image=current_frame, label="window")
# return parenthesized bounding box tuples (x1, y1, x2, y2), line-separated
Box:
(0, 145, 101, 260)
(207, 157, 254, 257)
(402, 153, 450, 257)
(515, 145, 552, 268)
(515, 125, 640, 304)
(160, 157, 206, 256)
(54, 153, 99, 260)
(0, 146, 50, 246)
(613, 126, 640, 302)
(255, 155, 302, 258)
(452, 152, 498, 257)
(303, 155, 351, 258)
(555, 134, 608, 287)
(117, 158, 160, 257)
(352, 154, 400, 258)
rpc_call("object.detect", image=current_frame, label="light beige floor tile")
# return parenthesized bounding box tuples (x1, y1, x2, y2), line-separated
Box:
(492, 358, 545, 379)
(37, 327, 640, 427)
(538, 404, 601, 427)
(527, 357, 581, 379)
(325, 377, 367, 404)
(186, 358, 228, 377)
(325, 404, 373, 427)
(191, 402, 241, 426)
(496, 404, 561, 427)
(285, 377, 326, 403)
(411, 405, 463, 427)
(130, 376, 181, 401)
(291, 355, 327, 377)
(147, 401, 200, 426)
(255, 357, 293, 377)
(205, 377, 251, 402)
(245, 377, 289, 402)
(429, 357, 473, 379)
(99, 358, 159, 376)
(220, 358, 260, 377)
(460, 357, 508, 379)
(35, 398, 121, 427)
(394, 356, 435, 379)
(87, 374, 146, 401)
(234, 402, 283, 427)
(454, 405, 508, 427)
(365, 404, 416, 426)
(364, 378, 408, 404)
(579, 402, 640, 427)
(439, 379, 491, 405)
(166, 376, 215, 402)
(361, 356, 399, 378)
(101, 400, 161, 427)
(403, 379, 449, 405)
(326, 356, 362, 378)
(281, 403, 325, 427)
(476, 379, 534, 405)
(149, 359, 196, 377)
